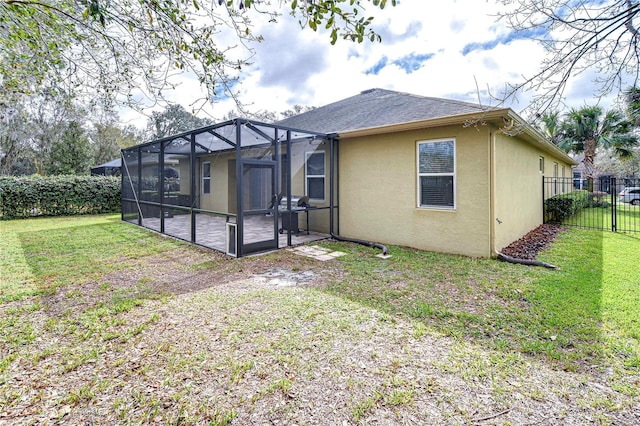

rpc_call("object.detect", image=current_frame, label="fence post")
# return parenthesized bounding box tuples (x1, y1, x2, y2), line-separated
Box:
(611, 177, 617, 232)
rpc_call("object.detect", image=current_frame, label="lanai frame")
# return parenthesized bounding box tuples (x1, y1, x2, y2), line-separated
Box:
(121, 118, 339, 257)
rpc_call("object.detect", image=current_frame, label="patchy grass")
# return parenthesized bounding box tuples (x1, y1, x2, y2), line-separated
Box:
(0, 214, 181, 302)
(320, 228, 640, 377)
(0, 214, 638, 424)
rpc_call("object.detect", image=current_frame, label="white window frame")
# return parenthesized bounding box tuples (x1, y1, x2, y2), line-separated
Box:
(553, 162, 558, 195)
(416, 138, 456, 210)
(305, 151, 325, 201)
(202, 161, 211, 194)
(539, 156, 545, 174)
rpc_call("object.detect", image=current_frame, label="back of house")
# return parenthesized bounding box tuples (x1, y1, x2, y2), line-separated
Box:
(279, 88, 576, 257)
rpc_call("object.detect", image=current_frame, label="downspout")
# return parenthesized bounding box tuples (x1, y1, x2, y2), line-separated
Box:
(489, 128, 497, 258)
(491, 122, 557, 269)
(330, 232, 389, 256)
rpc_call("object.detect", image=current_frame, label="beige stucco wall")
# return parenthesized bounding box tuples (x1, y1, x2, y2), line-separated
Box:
(288, 141, 331, 233)
(177, 159, 190, 196)
(493, 132, 574, 252)
(338, 125, 492, 257)
(199, 154, 232, 213)
(194, 143, 331, 233)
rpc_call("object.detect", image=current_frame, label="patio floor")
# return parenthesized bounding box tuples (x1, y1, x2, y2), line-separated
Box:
(133, 212, 328, 254)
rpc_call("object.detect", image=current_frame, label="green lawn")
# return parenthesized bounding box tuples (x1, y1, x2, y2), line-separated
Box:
(320, 228, 640, 376)
(0, 214, 182, 302)
(561, 201, 640, 232)
(0, 214, 638, 423)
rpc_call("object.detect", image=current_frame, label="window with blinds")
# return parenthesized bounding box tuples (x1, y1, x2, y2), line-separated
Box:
(417, 139, 455, 208)
(202, 161, 211, 194)
(305, 151, 325, 201)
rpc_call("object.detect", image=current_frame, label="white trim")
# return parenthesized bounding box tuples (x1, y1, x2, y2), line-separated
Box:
(416, 138, 456, 210)
(226, 222, 237, 257)
(202, 161, 211, 194)
(305, 151, 325, 201)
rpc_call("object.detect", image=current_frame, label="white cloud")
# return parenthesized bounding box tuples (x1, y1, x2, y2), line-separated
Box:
(120, 0, 620, 129)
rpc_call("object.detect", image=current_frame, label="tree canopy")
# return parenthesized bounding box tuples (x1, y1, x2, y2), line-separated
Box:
(496, 0, 640, 116)
(552, 105, 638, 185)
(0, 0, 395, 111)
(146, 104, 214, 140)
(46, 121, 94, 175)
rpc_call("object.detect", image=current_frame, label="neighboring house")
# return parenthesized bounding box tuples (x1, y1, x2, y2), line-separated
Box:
(121, 88, 576, 258)
(277, 88, 576, 257)
(91, 158, 121, 176)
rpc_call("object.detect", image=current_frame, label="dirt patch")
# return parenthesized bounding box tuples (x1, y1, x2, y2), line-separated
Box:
(3, 238, 639, 425)
(500, 224, 567, 260)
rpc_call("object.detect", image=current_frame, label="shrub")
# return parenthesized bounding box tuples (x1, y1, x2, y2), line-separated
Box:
(0, 175, 121, 220)
(544, 190, 590, 223)
(588, 191, 610, 208)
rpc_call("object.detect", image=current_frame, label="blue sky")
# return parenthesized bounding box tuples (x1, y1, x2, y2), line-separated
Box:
(121, 0, 615, 126)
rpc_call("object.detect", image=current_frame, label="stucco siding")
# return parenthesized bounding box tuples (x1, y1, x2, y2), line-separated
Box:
(198, 153, 232, 213)
(195, 142, 332, 233)
(339, 125, 492, 257)
(493, 133, 573, 251)
(285, 141, 331, 233)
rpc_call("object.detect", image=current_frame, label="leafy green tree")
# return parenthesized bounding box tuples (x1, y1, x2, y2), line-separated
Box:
(46, 121, 94, 175)
(146, 104, 215, 140)
(1, 1, 395, 111)
(28, 93, 87, 174)
(0, 107, 30, 175)
(91, 117, 141, 165)
(222, 104, 316, 123)
(496, 1, 640, 116)
(556, 106, 638, 190)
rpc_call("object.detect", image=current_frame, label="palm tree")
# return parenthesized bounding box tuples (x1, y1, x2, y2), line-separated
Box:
(625, 87, 640, 126)
(557, 106, 638, 191)
(536, 111, 563, 145)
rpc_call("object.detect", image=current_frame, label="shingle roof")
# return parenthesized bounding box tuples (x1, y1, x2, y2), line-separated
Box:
(276, 88, 492, 134)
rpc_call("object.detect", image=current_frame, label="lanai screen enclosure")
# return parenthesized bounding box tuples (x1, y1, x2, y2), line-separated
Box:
(121, 118, 338, 257)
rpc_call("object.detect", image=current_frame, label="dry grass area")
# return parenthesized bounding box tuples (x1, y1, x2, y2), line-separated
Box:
(1, 216, 638, 425)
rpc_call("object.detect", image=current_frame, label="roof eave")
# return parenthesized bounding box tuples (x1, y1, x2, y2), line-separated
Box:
(337, 110, 501, 138)
(337, 108, 578, 166)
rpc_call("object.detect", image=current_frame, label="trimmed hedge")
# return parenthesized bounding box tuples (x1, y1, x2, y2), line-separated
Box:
(0, 175, 121, 220)
(544, 190, 598, 223)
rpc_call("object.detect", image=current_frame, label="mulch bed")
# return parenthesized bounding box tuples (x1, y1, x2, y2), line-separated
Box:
(500, 224, 567, 260)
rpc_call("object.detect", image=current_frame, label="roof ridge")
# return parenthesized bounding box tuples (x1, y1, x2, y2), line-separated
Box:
(276, 89, 493, 133)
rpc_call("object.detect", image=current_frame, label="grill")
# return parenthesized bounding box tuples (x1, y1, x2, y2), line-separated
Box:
(278, 196, 311, 234)
(278, 195, 310, 210)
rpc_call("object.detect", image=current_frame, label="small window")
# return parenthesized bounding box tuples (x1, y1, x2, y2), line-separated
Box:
(202, 161, 211, 194)
(305, 151, 325, 201)
(553, 162, 558, 195)
(417, 139, 455, 209)
(539, 156, 545, 173)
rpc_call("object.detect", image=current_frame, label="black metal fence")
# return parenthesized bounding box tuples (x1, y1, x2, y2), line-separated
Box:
(543, 177, 640, 232)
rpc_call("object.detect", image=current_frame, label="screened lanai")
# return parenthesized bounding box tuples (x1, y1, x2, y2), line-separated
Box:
(121, 118, 338, 257)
